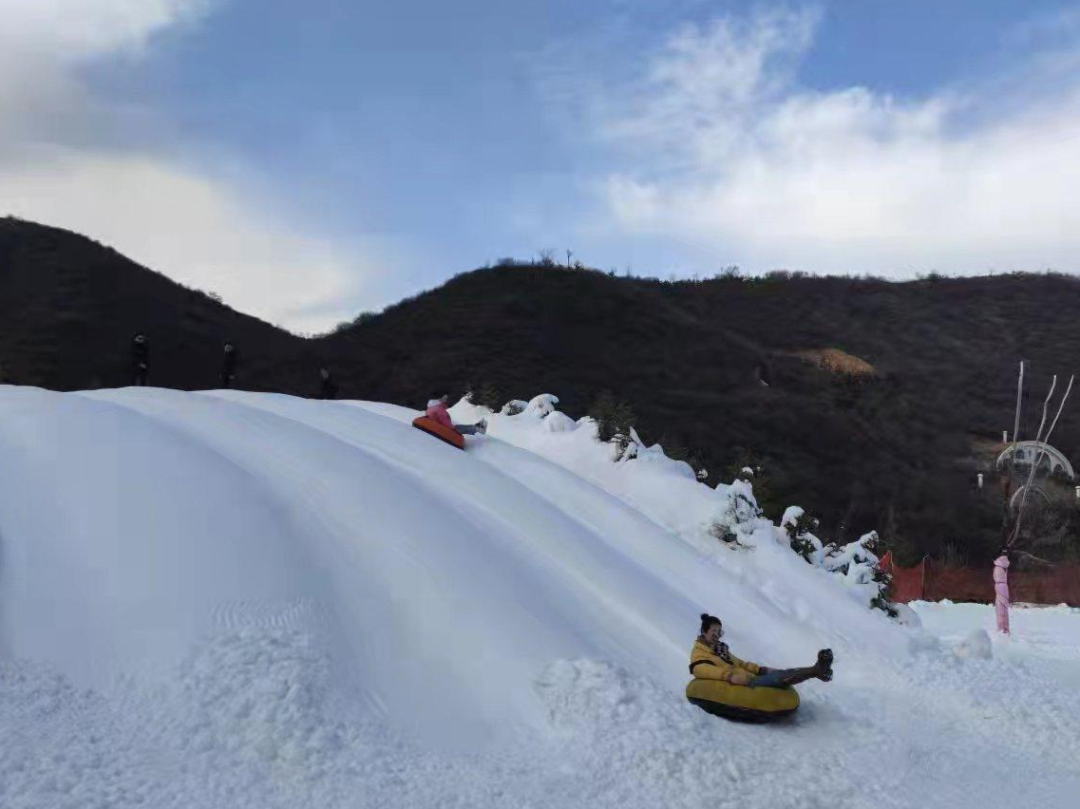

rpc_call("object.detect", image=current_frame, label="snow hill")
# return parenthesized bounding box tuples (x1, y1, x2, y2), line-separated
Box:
(0, 386, 1078, 808)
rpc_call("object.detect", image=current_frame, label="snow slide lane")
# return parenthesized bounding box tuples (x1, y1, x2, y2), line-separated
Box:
(76, 386, 712, 741)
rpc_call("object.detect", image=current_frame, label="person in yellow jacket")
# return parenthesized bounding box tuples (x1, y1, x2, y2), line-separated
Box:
(691, 614, 833, 688)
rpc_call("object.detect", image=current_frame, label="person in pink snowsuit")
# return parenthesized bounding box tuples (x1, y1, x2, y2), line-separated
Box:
(426, 396, 455, 429)
(425, 394, 487, 435)
(993, 549, 1011, 634)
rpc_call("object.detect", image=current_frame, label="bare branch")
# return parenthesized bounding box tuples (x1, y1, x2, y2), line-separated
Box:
(1011, 374, 1057, 539)
(1013, 550, 1057, 568)
(1030, 375, 1074, 472)
(1009, 373, 1075, 548)
(1008, 360, 1024, 478)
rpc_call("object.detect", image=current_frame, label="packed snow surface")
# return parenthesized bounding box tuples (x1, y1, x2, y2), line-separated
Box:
(1, 386, 1078, 808)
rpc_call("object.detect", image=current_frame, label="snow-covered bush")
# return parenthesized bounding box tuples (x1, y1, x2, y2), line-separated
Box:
(707, 479, 766, 548)
(708, 522, 740, 546)
(723, 449, 779, 516)
(821, 530, 896, 616)
(587, 391, 637, 458)
(466, 383, 503, 412)
(779, 507, 895, 615)
(781, 506, 824, 563)
(501, 399, 528, 416)
(524, 394, 559, 418)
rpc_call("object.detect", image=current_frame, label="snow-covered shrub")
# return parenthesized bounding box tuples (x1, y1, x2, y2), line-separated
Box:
(588, 391, 637, 458)
(524, 394, 559, 418)
(708, 521, 740, 546)
(501, 399, 528, 416)
(774, 503, 896, 615)
(467, 383, 504, 412)
(723, 448, 779, 517)
(707, 479, 765, 548)
(868, 585, 897, 617)
(822, 530, 878, 581)
(821, 530, 896, 616)
(722, 479, 763, 525)
(781, 506, 824, 563)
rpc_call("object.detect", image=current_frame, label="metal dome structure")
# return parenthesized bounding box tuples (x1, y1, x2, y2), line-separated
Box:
(996, 440, 1075, 480)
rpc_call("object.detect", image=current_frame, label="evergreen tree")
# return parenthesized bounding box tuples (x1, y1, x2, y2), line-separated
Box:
(589, 391, 637, 456)
(467, 382, 504, 412)
(785, 510, 821, 562)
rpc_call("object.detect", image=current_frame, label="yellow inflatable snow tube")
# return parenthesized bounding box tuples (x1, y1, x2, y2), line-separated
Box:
(686, 678, 800, 722)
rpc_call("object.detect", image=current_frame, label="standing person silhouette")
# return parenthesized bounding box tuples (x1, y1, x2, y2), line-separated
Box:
(319, 367, 339, 400)
(131, 333, 150, 386)
(221, 340, 239, 388)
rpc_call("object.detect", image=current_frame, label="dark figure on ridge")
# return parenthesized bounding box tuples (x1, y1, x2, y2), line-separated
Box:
(131, 332, 150, 386)
(221, 340, 239, 388)
(319, 367, 339, 400)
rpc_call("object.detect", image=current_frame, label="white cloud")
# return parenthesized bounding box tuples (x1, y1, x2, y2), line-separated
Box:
(0, 0, 368, 333)
(0, 0, 205, 58)
(0, 0, 203, 128)
(573, 7, 1080, 275)
(3, 147, 364, 333)
(604, 8, 820, 170)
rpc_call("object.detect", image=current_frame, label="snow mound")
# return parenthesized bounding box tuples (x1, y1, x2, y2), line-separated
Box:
(953, 629, 994, 660)
(1, 386, 1079, 807)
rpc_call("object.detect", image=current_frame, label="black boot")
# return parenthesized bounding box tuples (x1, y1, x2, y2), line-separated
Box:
(816, 649, 834, 681)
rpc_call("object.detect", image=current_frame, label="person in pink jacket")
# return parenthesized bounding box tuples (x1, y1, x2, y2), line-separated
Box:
(426, 394, 486, 435)
(993, 548, 1011, 634)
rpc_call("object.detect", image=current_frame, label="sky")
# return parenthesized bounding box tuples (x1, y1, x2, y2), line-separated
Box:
(4, 0, 1080, 333)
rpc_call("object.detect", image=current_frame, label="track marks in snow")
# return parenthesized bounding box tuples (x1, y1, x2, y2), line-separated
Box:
(209, 598, 331, 632)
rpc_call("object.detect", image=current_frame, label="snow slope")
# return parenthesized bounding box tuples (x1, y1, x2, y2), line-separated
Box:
(0, 386, 1078, 808)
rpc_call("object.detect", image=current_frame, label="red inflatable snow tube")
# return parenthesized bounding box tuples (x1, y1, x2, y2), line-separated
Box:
(412, 416, 465, 450)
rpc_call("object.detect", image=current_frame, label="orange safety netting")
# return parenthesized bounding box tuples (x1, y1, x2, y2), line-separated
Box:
(880, 552, 1080, 606)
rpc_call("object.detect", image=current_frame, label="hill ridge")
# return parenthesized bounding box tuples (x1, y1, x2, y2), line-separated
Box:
(4, 216, 1080, 561)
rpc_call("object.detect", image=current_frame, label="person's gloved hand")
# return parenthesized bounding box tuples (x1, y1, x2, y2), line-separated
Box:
(728, 669, 753, 686)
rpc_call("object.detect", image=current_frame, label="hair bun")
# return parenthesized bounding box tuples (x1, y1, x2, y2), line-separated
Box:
(700, 613, 710, 621)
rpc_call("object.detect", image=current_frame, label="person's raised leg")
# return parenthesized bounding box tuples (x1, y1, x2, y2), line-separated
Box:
(749, 650, 833, 688)
(750, 667, 816, 688)
(748, 668, 801, 688)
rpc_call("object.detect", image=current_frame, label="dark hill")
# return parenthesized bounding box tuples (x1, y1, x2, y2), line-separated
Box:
(0, 218, 311, 392)
(317, 268, 1080, 565)
(4, 217, 1080, 563)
